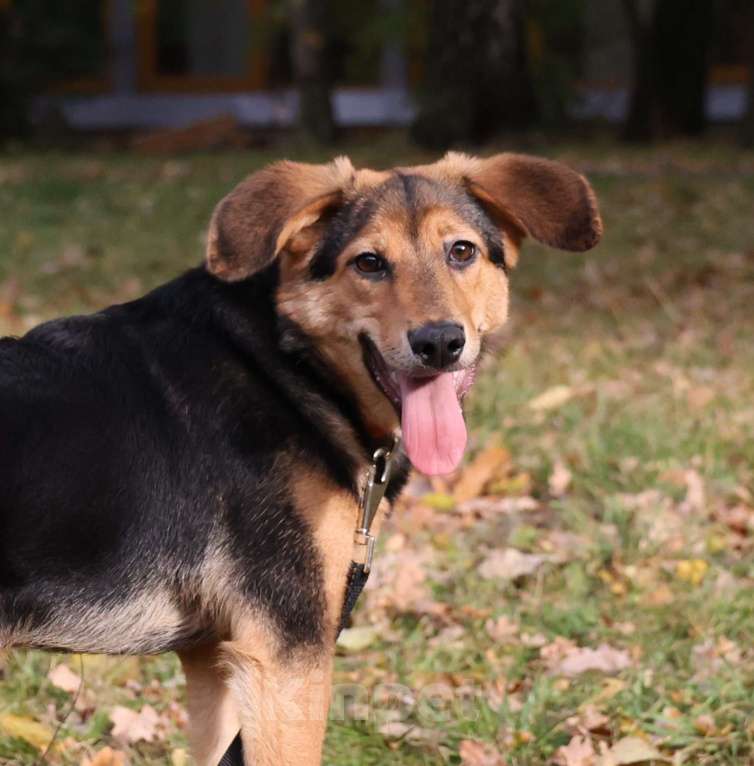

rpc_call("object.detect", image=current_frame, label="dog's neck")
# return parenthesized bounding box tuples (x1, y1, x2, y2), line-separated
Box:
(204, 265, 409, 501)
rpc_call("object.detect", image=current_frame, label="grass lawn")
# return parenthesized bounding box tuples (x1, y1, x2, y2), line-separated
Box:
(1, 136, 754, 765)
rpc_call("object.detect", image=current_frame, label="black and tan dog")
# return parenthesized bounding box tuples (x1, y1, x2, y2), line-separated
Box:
(0, 152, 601, 764)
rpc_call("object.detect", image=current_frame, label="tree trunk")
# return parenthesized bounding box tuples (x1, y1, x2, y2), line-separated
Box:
(621, 0, 656, 142)
(622, 0, 712, 142)
(412, 0, 537, 149)
(654, 0, 711, 135)
(741, 8, 754, 147)
(290, 0, 336, 144)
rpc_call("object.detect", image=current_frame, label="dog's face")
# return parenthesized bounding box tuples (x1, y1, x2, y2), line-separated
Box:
(206, 153, 602, 475)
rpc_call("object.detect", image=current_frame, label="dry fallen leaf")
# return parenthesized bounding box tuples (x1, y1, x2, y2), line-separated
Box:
(596, 736, 667, 765)
(566, 705, 610, 734)
(693, 713, 716, 736)
(549, 460, 573, 496)
(453, 444, 511, 503)
(528, 384, 576, 412)
(81, 746, 128, 766)
(109, 704, 162, 743)
(555, 734, 597, 766)
(545, 642, 632, 677)
(459, 738, 507, 766)
(378, 722, 442, 747)
(48, 663, 83, 694)
(459, 496, 539, 515)
(680, 469, 705, 513)
(691, 636, 742, 680)
(0, 713, 55, 750)
(485, 615, 520, 642)
(478, 548, 548, 581)
(367, 549, 432, 615)
(642, 583, 674, 606)
(337, 626, 378, 652)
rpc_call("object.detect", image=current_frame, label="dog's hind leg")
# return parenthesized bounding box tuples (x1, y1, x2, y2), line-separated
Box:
(220, 628, 333, 766)
(178, 643, 240, 766)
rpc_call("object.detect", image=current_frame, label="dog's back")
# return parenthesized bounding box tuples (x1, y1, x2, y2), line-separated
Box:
(0, 268, 358, 656)
(0, 291, 205, 652)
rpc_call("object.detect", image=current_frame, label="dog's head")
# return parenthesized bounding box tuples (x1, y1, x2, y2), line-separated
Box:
(206, 153, 602, 475)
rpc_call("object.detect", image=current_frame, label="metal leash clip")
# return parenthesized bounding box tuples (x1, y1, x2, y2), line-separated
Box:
(353, 435, 400, 574)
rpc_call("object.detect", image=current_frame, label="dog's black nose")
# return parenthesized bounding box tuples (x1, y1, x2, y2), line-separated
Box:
(408, 322, 466, 369)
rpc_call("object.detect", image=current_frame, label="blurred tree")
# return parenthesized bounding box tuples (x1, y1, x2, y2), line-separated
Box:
(289, 0, 336, 144)
(0, 0, 105, 139)
(528, 0, 585, 127)
(741, 5, 754, 147)
(622, 0, 714, 141)
(412, 0, 538, 149)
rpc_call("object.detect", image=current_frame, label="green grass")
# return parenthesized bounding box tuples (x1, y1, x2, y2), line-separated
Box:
(1, 137, 754, 764)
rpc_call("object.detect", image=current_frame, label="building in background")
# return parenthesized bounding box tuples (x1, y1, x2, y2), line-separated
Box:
(40, 0, 751, 131)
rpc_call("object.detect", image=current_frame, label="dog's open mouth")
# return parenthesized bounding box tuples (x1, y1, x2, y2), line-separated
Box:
(361, 335, 477, 476)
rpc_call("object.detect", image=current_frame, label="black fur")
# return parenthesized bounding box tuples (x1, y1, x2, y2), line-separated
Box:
(0, 265, 407, 655)
(308, 196, 379, 281)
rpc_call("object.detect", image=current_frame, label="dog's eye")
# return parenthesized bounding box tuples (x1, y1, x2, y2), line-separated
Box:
(353, 252, 387, 275)
(448, 240, 477, 266)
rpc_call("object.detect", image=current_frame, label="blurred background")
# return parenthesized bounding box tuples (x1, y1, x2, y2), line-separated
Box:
(1, 0, 754, 147)
(2, 3, 754, 766)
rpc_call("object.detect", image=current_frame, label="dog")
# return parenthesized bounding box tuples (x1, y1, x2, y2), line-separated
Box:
(0, 152, 601, 765)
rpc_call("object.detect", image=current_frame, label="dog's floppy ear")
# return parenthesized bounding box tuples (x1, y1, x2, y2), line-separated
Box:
(206, 157, 355, 281)
(440, 152, 602, 256)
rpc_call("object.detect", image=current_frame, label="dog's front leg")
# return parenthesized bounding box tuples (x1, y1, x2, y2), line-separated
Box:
(221, 628, 333, 766)
(179, 643, 241, 766)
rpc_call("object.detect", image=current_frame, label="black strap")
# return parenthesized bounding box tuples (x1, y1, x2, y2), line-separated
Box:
(217, 731, 245, 766)
(338, 561, 370, 634)
(217, 560, 369, 765)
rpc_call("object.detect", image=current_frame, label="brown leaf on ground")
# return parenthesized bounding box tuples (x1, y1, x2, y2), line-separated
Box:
(680, 469, 705, 513)
(693, 713, 716, 736)
(596, 736, 667, 765)
(479, 548, 549, 581)
(453, 444, 511, 503)
(691, 636, 742, 681)
(458, 496, 539, 516)
(549, 460, 573, 496)
(48, 663, 82, 694)
(109, 704, 163, 743)
(378, 722, 442, 747)
(459, 739, 507, 766)
(366, 549, 433, 616)
(81, 746, 128, 766)
(485, 615, 520, 642)
(566, 705, 610, 735)
(554, 734, 597, 766)
(543, 641, 632, 677)
(687, 385, 715, 410)
(642, 583, 674, 606)
(0, 278, 20, 318)
(528, 385, 577, 412)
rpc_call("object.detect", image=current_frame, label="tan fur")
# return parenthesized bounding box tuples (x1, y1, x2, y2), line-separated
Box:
(183, 467, 379, 766)
(219, 618, 333, 766)
(409, 152, 603, 252)
(190, 151, 602, 765)
(3, 587, 191, 654)
(179, 644, 241, 766)
(277, 196, 510, 439)
(291, 469, 389, 637)
(207, 157, 358, 281)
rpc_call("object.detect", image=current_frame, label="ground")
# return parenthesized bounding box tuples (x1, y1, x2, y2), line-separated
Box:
(0, 137, 753, 766)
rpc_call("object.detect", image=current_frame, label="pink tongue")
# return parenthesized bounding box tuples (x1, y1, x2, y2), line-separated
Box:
(399, 373, 467, 475)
